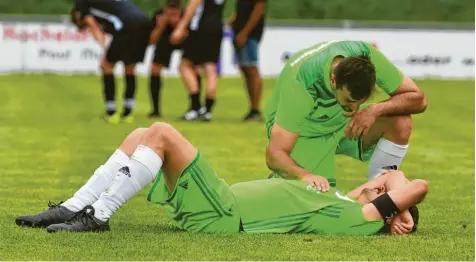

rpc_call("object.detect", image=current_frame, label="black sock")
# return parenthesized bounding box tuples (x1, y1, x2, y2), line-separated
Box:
(150, 74, 162, 114)
(205, 97, 215, 113)
(190, 93, 201, 111)
(123, 75, 136, 117)
(102, 73, 116, 115)
(250, 108, 260, 114)
(197, 75, 202, 94)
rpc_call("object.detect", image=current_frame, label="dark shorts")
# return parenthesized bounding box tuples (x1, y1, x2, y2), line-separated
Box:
(234, 38, 260, 67)
(182, 30, 223, 65)
(106, 29, 150, 65)
(152, 33, 182, 67)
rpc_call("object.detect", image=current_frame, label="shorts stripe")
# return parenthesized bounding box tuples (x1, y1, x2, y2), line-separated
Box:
(191, 171, 234, 216)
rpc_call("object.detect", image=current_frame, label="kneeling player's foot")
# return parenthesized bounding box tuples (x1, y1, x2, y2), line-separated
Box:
(121, 114, 135, 124)
(103, 113, 121, 124)
(243, 110, 263, 122)
(148, 111, 162, 118)
(15, 201, 77, 228)
(181, 109, 200, 121)
(46, 205, 110, 233)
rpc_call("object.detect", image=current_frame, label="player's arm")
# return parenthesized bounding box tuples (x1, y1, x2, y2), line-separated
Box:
(149, 14, 168, 45)
(367, 44, 427, 116)
(266, 79, 327, 186)
(84, 15, 106, 49)
(175, 0, 201, 32)
(237, 0, 266, 35)
(362, 175, 428, 221)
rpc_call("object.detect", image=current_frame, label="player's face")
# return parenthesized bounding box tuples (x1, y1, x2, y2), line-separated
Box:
(334, 86, 367, 113)
(164, 8, 182, 27)
(356, 186, 386, 204)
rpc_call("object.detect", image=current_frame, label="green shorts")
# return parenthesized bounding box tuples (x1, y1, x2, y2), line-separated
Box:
(267, 105, 378, 184)
(147, 152, 241, 233)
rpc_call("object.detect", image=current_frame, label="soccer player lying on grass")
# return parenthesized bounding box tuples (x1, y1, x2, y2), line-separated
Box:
(16, 123, 428, 235)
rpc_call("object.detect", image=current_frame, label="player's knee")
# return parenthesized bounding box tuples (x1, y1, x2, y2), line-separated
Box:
(124, 64, 136, 75)
(147, 122, 175, 143)
(101, 61, 114, 74)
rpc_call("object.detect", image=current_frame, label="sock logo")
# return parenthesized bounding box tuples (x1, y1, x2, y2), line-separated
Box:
(382, 165, 398, 171)
(119, 166, 131, 177)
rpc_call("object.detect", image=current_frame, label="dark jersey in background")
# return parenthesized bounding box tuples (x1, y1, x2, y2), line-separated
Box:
(75, 0, 150, 35)
(189, 0, 224, 33)
(233, 0, 266, 41)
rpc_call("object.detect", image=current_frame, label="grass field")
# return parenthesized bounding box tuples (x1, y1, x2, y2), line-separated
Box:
(0, 75, 474, 260)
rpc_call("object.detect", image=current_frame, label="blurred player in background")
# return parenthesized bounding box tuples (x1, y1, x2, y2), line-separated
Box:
(148, 0, 203, 118)
(70, 0, 151, 124)
(266, 40, 427, 190)
(229, 0, 267, 121)
(170, 0, 225, 121)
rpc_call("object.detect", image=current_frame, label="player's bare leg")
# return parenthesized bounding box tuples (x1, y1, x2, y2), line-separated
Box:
(241, 65, 263, 121)
(45, 123, 197, 232)
(180, 58, 201, 120)
(201, 63, 218, 121)
(101, 59, 120, 124)
(122, 64, 137, 123)
(362, 115, 412, 180)
(14, 128, 148, 228)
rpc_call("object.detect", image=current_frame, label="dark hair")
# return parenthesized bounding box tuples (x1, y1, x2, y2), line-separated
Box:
(334, 55, 376, 100)
(378, 206, 420, 234)
(166, 0, 181, 8)
(69, 8, 86, 30)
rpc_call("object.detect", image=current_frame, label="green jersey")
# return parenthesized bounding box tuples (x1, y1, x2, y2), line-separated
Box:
(265, 40, 404, 137)
(231, 178, 384, 235)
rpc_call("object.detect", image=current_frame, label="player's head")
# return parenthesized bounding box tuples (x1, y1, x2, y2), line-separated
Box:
(70, 8, 86, 31)
(332, 55, 376, 112)
(164, 0, 182, 26)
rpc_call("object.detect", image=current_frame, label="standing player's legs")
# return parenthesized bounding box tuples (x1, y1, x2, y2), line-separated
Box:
(101, 40, 119, 124)
(122, 63, 137, 123)
(149, 63, 165, 117)
(336, 113, 411, 180)
(235, 39, 263, 121)
(179, 56, 202, 120)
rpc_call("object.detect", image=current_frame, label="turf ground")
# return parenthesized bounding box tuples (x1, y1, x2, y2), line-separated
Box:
(0, 75, 474, 260)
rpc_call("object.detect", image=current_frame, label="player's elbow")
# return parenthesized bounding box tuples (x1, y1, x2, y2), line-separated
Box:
(416, 90, 428, 113)
(413, 179, 429, 202)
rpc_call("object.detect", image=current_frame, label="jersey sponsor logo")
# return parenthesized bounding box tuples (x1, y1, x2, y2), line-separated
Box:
(290, 40, 342, 67)
(89, 8, 124, 31)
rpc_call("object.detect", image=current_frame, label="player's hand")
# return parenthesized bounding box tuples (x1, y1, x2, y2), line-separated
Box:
(235, 31, 248, 48)
(300, 173, 330, 192)
(170, 27, 186, 45)
(344, 106, 378, 140)
(389, 212, 414, 235)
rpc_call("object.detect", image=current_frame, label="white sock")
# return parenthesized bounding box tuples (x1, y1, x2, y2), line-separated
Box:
(92, 145, 162, 221)
(61, 149, 129, 212)
(368, 138, 408, 181)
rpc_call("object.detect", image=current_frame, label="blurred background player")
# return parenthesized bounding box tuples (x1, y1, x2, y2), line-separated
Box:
(148, 0, 203, 118)
(71, 0, 151, 124)
(171, 0, 225, 121)
(229, 0, 267, 121)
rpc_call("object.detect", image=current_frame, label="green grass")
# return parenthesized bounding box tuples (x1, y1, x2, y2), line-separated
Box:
(0, 75, 474, 260)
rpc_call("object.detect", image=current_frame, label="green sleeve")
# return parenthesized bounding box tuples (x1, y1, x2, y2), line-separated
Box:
(368, 44, 404, 95)
(275, 78, 314, 133)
